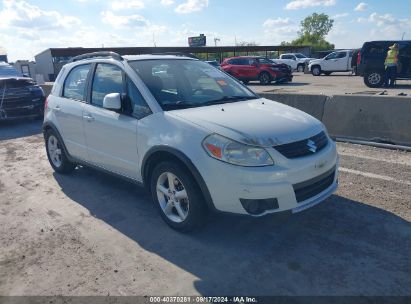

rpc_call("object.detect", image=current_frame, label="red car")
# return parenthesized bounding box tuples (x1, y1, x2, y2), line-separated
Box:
(221, 56, 293, 85)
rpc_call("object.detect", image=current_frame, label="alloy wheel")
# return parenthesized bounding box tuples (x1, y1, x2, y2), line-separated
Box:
(48, 135, 62, 168)
(368, 73, 381, 85)
(156, 172, 189, 223)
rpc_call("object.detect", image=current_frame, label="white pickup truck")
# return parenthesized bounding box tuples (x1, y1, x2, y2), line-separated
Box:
(308, 50, 354, 76)
(272, 53, 314, 72)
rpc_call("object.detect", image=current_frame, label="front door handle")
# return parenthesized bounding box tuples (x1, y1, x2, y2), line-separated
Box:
(83, 114, 95, 122)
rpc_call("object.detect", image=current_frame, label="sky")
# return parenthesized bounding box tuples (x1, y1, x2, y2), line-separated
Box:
(0, 0, 410, 61)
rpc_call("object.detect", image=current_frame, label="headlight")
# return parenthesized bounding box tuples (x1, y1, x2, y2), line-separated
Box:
(202, 134, 274, 167)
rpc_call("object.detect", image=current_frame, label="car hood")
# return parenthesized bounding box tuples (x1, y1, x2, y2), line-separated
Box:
(308, 59, 322, 65)
(169, 98, 324, 147)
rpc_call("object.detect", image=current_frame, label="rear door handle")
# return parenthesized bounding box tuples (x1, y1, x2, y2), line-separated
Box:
(83, 114, 95, 122)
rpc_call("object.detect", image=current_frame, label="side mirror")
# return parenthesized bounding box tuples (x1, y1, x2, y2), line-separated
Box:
(103, 93, 121, 110)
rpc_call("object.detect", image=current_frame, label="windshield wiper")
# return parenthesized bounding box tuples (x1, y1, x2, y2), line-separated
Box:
(202, 96, 257, 106)
(161, 101, 197, 110)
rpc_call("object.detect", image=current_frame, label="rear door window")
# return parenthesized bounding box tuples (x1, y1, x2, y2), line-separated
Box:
(63, 64, 91, 101)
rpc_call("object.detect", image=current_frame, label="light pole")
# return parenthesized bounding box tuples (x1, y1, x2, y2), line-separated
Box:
(402, 32, 406, 40)
(214, 37, 220, 46)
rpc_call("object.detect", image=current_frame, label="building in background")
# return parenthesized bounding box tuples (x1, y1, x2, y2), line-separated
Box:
(34, 45, 311, 82)
(13, 60, 37, 79)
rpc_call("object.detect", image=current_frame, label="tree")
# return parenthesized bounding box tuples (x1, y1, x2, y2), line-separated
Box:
(289, 13, 335, 52)
(299, 13, 334, 39)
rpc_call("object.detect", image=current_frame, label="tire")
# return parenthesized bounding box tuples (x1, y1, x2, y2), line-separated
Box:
(45, 129, 76, 174)
(297, 64, 305, 73)
(311, 66, 321, 76)
(150, 161, 207, 232)
(259, 72, 271, 85)
(324, 72, 332, 76)
(364, 70, 384, 88)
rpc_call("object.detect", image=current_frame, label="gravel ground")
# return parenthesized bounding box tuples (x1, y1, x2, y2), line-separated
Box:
(0, 120, 410, 296)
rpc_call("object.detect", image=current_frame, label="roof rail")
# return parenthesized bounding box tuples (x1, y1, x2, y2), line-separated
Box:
(69, 51, 124, 63)
(150, 52, 200, 60)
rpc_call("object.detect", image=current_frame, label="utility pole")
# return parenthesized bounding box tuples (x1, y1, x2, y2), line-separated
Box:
(402, 32, 406, 40)
(153, 33, 157, 47)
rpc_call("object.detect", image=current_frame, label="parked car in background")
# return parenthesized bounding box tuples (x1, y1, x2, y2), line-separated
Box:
(205, 60, 221, 70)
(221, 56, 292, 85)
(43, 52, 337, 231)
(308, 50, 354, 76)
(278, 53, 315, 72)
(358, 40, 411, 88)
(0, 62, 45, 121)
(271, 57, 297, 71)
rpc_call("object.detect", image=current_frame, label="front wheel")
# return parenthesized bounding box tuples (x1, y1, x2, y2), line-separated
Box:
(311, 66, 321, 76)
(259, 72, 271, 85)
(364, 70, 384, 88)
(150, 161, 207, 232)
(45, 129, 76, 174)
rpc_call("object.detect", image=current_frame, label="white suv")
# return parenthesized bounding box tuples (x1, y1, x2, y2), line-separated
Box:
(43, 52, 339, 231)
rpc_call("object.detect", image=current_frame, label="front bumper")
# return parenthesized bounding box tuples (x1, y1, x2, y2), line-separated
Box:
(195, 139, 339, 216)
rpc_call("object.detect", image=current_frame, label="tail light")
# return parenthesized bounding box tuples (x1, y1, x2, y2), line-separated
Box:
(357, 51, 361, 65)
(44, 97, 49, 110)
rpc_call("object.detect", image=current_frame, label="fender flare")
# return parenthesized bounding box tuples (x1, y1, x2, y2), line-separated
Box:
(142, 146, 216, 212)
(42, 121, 75, 163)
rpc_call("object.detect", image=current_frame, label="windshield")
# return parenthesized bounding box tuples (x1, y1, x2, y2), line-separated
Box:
(0, 64, 23, 77)
(295, 53, 307, 59)
(129, 59, 257, 110)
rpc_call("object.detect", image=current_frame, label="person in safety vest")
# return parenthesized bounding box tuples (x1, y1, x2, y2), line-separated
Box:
(384, 43, 399, 87)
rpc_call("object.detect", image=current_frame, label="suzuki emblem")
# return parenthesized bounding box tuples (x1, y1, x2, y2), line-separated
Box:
(307, 139, 317, 153)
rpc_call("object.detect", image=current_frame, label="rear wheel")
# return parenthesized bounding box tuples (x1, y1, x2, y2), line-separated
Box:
(259, 72, 271, 85)
(312, 66, 321, 76)
(150, 161, 207, 232)
(364, 70, 384, 88)
(45, 129, 76, 174)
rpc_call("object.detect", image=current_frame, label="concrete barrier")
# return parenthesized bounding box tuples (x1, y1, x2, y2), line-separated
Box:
(260, 92, 411, 146)
(260, 93, 327, 120)
(323, 95, 411, 146)
(40, 83, 53, 97)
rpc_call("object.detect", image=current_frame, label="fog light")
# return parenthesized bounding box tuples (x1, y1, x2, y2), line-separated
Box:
(240, 198, 279, 215)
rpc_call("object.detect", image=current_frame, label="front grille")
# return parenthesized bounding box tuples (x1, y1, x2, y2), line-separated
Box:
(293, 167, 335, 203)
(274, 131, 328, 159)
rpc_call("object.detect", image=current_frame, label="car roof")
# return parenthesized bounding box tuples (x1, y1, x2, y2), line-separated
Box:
(225, 56, 264, 59)
(124, 54, 197, 61)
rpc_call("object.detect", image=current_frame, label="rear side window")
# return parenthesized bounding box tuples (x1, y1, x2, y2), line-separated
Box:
(91, 63, 124, 107)
(237, 59, 249, 65)
(337, 52, 347, 59)
(63, 64, 91, 101)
